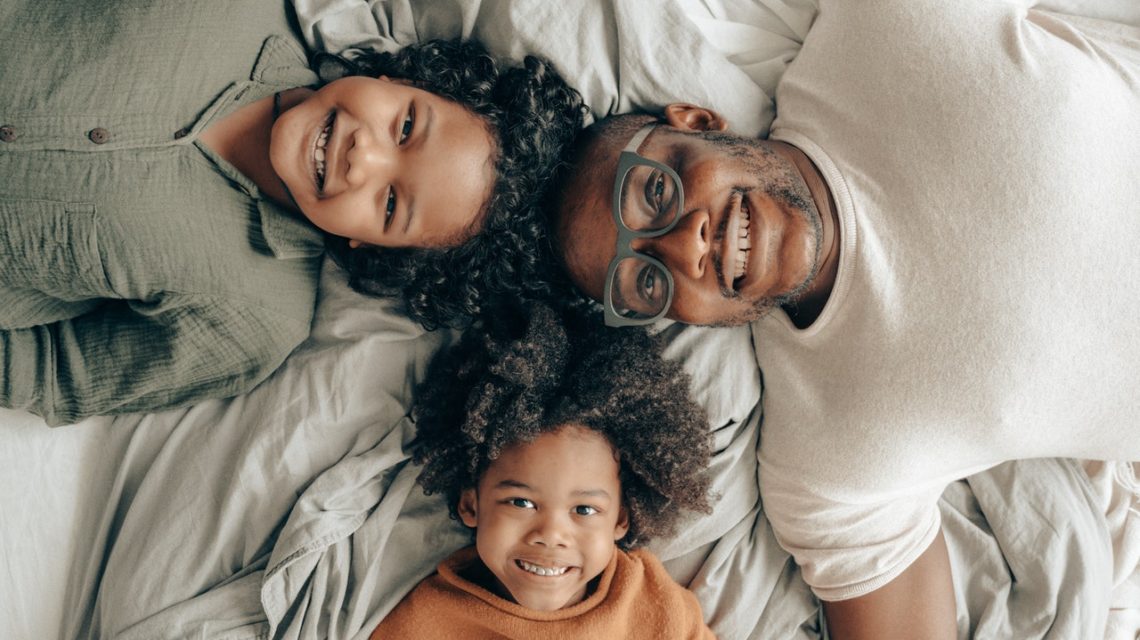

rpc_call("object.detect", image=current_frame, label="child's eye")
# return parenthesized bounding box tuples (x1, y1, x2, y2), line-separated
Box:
(385, 190, 396, 219)
(574, 505, 598, 516)
(399, 104, 415, 144)
(509, 498, 535, 509)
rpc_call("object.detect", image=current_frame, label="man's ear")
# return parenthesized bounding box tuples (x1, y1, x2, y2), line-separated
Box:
(613, 505, 630, 541)
(458, 488, 479, 528)
(663, 103, 728, 132)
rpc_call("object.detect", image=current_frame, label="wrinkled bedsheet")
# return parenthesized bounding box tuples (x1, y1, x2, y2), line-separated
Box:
(2, 1, 1136, 639)
(0, 262, 1116, 639)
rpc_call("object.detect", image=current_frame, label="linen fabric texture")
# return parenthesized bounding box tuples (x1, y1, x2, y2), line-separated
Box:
(0, 1, 324, 425)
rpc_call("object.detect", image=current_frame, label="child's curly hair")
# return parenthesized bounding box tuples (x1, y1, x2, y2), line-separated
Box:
(319, 39, 586, 330)
(412, 302, 713, 549)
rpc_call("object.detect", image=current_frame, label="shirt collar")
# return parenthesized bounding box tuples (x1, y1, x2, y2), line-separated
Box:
(243, 36, 326, 259)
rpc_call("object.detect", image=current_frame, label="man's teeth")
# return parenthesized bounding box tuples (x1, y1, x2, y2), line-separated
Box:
(518, 560, 569, 577)
(734, 201, 752, 280)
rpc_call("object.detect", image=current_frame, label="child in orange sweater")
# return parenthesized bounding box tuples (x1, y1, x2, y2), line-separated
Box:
(371, 302, 717, 639)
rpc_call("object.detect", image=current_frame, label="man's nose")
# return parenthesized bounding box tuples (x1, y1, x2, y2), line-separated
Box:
(526, 511, 572, 548)
(633, 209, 710, 280)
(344, 127, 395, 186)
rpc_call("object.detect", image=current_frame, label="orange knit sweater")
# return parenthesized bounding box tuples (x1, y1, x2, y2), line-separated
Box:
(371, 546, 716, 639)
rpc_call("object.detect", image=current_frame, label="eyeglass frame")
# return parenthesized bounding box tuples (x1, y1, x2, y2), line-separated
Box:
(603, 122, 685, 328)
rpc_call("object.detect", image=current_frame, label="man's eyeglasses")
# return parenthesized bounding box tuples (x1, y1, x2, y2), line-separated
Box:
(603, 123, 684, 328)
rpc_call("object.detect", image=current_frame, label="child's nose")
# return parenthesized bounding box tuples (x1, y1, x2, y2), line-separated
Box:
(527, 512, 572, 547)
(344, 127, 396, 187)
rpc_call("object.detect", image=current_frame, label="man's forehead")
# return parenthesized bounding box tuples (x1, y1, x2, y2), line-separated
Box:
(556, 169, 615, 302)
(554, 115, 662, 301)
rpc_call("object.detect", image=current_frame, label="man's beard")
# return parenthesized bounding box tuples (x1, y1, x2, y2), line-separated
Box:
(699, 130, 824, 326)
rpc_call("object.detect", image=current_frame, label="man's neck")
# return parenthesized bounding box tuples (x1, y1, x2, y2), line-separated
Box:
(772, 141, 840, 329)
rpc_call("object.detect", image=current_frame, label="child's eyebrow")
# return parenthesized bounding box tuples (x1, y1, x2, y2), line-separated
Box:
(492, 480, 613, 500)
(571, 489, 613, 500)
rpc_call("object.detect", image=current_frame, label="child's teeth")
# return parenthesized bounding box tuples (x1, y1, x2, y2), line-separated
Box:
(519, 560, 568, 576)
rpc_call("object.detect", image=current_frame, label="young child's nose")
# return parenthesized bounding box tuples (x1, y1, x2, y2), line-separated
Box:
(344, 127, 397, 186)
(527, 514, 572, 547)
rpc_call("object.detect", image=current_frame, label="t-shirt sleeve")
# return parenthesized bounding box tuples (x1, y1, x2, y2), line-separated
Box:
(1, 294, 309, 425)
(759, 462, 944, 602)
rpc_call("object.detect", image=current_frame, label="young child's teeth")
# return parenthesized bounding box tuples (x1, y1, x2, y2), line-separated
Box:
(518, 560, 568, 576)
(314, 123, 331, 187)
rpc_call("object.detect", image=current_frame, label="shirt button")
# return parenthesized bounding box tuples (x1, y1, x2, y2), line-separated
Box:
(88, 127, 111, 144)
(0, 125, 16, 142)
(173, 127, 191, 139)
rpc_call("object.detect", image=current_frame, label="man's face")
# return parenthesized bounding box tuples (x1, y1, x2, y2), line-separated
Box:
(556, 110, 824, 326)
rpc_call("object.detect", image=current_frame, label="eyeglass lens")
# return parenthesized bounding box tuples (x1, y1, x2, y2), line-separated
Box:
(618, 163, 681, 231)
(610, 165, 681, 319)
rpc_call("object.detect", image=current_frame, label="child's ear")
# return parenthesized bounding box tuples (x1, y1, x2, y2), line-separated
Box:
(458, 488, 479, 528)
(613, 505, 630, 541)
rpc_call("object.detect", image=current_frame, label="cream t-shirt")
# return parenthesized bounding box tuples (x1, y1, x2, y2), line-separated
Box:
(754, 0, 1140, 600)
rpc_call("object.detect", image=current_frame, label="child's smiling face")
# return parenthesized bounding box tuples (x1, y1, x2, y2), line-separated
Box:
(458, 424, 630, 611)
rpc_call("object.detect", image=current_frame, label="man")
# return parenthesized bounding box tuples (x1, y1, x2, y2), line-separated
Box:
(551, 1, 1140, 638)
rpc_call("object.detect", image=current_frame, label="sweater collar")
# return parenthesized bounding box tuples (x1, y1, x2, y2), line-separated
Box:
(439, 546, 623, 622)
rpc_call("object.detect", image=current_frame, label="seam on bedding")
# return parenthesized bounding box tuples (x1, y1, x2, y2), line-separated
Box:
(261, 513, 369, 619)
(264, 512, 368, 580)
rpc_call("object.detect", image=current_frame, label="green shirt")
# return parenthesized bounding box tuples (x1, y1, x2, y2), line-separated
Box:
(0, 1, 325, 425)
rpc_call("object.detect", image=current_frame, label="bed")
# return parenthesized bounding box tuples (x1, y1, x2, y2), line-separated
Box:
(2, 1, 1137, 638)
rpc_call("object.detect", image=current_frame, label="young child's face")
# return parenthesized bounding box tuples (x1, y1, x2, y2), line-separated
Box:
(458, 424, 630, 611)
(270, 76, 496, 249)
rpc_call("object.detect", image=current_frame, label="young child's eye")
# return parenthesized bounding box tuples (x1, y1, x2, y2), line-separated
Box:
(383, 188, 396, 225)
(509, 498, 535, 509)
(399, 104, 415, 144)
(574, 505, 598, 516)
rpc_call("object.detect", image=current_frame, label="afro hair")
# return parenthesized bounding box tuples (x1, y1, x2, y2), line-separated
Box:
(411, 301, 713, 549)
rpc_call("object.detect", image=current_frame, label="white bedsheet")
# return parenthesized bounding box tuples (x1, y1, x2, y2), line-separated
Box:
(1, 1, 1133, 638)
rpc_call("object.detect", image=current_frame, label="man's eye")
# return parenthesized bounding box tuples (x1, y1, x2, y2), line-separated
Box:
(399, 105, 415, 144)
(643, 170, 675, 225)
(644, 171, 663, 209)
(638, 265, 658, 301)
(509, 498, 535, 509)
(574, 505, 598, 516)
